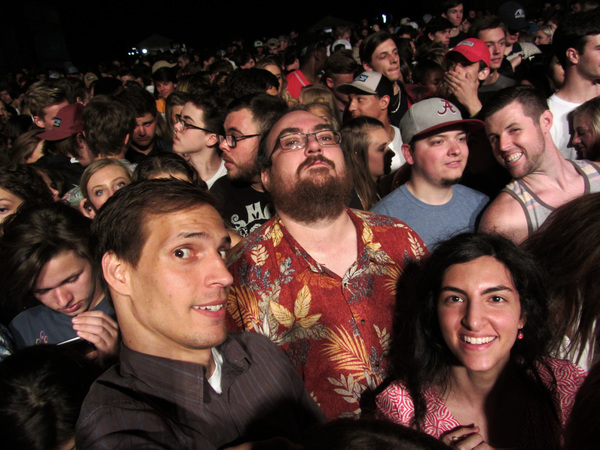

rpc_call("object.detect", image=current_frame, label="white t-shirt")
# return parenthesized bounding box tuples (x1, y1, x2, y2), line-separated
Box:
(548, 94, 579, 160)
(388, 125, 406, 171)
(205, 160, 228, 189)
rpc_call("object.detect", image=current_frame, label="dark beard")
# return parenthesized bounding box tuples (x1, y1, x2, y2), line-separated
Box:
(267, 155, 353, 223)
(440, 176, 462, 187)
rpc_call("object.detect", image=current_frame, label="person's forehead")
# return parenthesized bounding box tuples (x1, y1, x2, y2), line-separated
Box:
(182, 102, 204, 120)
(225, 108, 256, 131)
(142, 205, 227, 248)
(271, 111, 328, 135)
(479, 27, 505, 41)
(373, 39, 397, 55)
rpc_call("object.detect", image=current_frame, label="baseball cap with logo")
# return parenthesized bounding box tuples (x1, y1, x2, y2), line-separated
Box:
(445, 38, 491, 67)
(38, 102, 84, 141)
(337, 71, 395, 99)
(498, 1, 528, 33)
(401, 97, 484, 144)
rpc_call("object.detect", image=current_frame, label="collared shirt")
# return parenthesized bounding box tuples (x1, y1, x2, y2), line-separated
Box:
(76, 332, 324, 449)
(226, 209, 427, 419)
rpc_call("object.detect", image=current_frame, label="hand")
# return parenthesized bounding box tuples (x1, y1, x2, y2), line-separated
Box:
(72, 310, 119, 366)
(443, 71, 482, 117)
(441, 425, 494, 449)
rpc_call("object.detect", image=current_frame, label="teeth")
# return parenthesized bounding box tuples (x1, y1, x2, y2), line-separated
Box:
(194, 304, 224, 312)
(506, 153, 522, 163)
(462, 336, 495, 345)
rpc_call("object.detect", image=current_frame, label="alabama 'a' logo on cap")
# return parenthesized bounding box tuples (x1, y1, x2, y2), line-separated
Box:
(437, 100, 456, 116)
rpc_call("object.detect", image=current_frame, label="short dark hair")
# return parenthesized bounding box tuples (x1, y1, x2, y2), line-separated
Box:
(117, 84, 157, 118)
(552, 8, 600, 68)
(23, 80, 67, 118)
(0, 163, 54, 209)
(220, 68, 280, 101)
(132, 152, 206, 189)
(0, 345, 98, 450)
(186, 88, 222, 134)
(91, 179, 218, 269)
(470, 15, 507, 40)
(151, 66, 177, 84)
(0, 202, 93, 316)
(322, 49, 361, 79)
(82, 95, 135, 157)
(481, 85, 548, 122)
(360, 31, 396, 67)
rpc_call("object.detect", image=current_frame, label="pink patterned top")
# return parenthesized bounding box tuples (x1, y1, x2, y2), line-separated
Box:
(376, 358, 586, 441)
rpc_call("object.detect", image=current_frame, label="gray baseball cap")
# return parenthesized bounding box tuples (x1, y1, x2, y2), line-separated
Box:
(401, 97, 484, 144)
(337, 71, 395, 99)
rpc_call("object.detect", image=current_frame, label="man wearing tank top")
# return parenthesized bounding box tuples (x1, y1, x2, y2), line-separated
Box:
(479, 85, 600, 243)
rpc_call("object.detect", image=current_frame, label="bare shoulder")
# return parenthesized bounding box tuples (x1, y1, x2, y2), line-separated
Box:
(478, 192, 529, 243)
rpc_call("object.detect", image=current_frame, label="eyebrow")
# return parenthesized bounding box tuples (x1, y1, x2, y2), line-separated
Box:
(277, 123, 333, 137)
(175, 232, 232, 247)
(440, 285, 514, 296)
(34, 269, 83, 293)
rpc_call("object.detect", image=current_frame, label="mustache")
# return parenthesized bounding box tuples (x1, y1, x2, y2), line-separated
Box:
(296, 155, 335, 175)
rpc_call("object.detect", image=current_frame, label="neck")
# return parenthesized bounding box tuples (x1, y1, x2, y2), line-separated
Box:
(130, 140, 155, 155)
(445, 361, 515, 407)
(482, 70, 499, 85)
(406, 178, 455, 205)
(187, 149, 222, 182)
(556, 72, 600, 103)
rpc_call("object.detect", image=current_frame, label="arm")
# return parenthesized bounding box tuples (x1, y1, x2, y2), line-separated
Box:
(477, 193, 530, 244)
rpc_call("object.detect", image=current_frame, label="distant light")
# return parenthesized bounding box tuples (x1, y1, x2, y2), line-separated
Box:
(142, 49, 148, 54)
(382, 14, 387, 24)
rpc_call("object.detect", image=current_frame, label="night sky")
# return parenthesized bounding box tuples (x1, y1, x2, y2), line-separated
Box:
(35, 1, 427, 64)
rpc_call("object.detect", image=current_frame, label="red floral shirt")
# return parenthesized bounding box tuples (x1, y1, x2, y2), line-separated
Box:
(226, 209, 427, 419)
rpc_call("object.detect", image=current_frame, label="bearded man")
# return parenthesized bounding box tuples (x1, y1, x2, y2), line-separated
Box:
(225, 109, 426, 420)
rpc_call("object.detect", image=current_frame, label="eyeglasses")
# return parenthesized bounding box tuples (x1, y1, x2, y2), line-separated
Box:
(217, 133, 261, 148)
(175, 114, 214, 133)
(272, 130, 342, 155)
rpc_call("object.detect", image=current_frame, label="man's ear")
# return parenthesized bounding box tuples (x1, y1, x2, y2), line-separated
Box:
(539, 109, 554, 133)
(206, 133, 218, 147)
(478, 67, 491, 82)
(33, 115, 45, 129)
(401, 143, 414, 165)
(379, 95, 390, 111)
(362, 61, 373, 72)
(260, 169, 271, 192)
(79, 199, 96, 219)
(123, 133, 130, 147)
(566, 47, 579, 65)
(102, 251, 131, 297)
(325, 77, 334, 89)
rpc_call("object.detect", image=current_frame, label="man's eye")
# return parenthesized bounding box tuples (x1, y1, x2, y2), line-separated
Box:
(174, 248, 191, 258)
(66, 274, 80, 284)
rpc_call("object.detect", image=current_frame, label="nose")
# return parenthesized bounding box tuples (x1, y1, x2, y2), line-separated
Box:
(448, 138, 462, 155)
(54, 286, 73, 308)
(461, 301, 483, 331)
(137, 125, 147, 137)
(349, 98, 358, 112)
(304, 133, 323, 155)
(498, 133, 512, 152)
(210, 254, 234, 288)
(219, 138, 231, 153)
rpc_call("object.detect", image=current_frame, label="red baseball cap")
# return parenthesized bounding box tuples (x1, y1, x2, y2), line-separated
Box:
(445, 38, 491, 68)
(38, 102, 84, 141)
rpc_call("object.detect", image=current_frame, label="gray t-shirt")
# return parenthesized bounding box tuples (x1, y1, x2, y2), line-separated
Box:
(372, 184, 489, 250)
(9, 298, 115, 348)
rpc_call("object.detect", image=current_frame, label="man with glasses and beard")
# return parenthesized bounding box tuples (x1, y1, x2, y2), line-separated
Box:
(225, 109, 426, 420)
(210, 94, 288, 238)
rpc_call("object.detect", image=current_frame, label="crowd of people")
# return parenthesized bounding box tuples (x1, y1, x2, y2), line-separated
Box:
(1, 1, 600, 449)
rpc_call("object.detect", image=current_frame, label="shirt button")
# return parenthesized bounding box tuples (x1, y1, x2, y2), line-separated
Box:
(360, 320, 365, 325)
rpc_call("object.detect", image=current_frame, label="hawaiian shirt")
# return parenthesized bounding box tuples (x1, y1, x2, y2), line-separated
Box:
(226, 208, 427, 419)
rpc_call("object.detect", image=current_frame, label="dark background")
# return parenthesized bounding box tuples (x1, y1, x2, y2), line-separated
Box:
(0, 0, 556, 72)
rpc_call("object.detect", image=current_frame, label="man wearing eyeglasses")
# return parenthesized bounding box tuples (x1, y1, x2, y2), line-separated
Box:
(225, 109, 427, 420)
(172, 92, 226, 189)
(210, 94, 288, 238)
